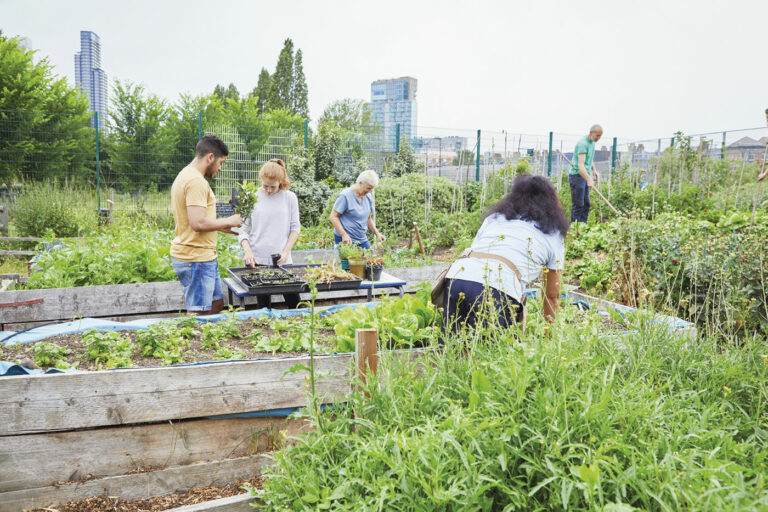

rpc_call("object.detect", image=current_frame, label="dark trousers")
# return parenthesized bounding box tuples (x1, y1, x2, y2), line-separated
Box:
(569, 174, 591, 223)
(256, 293, 301, 310)
(442, 278, 524, 335)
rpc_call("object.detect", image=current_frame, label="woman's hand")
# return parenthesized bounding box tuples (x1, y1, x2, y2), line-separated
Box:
(277, 250, 290, 266)
(242, 253, 258, 267)
(376, 232, 386, 243)
(341, 233, 352, 244)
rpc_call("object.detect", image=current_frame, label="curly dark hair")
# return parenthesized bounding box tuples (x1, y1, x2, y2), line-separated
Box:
(485, 174, 569, 237)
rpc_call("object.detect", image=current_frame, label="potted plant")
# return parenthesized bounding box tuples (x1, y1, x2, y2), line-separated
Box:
(365, 257, 384, 281)
(337, 243, 364, 272)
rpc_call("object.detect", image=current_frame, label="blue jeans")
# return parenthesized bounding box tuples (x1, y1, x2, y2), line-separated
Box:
(569, 174, 591, 223)
(171, 257, 222, 312)
(442, 278, 524, 335)
(333, 233, 371, 250)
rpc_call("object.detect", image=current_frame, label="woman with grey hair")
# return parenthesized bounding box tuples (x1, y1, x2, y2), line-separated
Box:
(329, 170, 386, 249)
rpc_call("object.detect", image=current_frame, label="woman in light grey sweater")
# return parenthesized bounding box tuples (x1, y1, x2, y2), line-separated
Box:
(238, 158, 301, 308)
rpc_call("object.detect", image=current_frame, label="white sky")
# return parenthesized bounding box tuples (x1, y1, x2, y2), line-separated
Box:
(2, 0, 767, 141)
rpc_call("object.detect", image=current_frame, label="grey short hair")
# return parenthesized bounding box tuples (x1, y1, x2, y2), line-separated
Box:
(356, 170, 379, 187)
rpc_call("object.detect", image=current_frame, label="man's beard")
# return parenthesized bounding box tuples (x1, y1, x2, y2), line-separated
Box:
(204, 161, 218, 178)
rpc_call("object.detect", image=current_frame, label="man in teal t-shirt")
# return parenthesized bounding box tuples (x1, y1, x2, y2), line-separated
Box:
(568, 124, 602, 223)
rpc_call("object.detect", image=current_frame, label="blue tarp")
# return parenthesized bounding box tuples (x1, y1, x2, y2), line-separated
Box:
(0, 302, 377, 346)
(0, 301, 379, 376)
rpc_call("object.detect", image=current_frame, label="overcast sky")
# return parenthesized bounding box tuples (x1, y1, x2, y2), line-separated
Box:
(2, 0, 767, 142)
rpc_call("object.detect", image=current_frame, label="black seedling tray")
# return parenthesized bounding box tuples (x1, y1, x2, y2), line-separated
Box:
(228, 264, 363, 295)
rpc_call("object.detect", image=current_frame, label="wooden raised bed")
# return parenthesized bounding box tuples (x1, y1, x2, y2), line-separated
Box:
(0, 354, 353, 512)
(0, 264, 446, 331)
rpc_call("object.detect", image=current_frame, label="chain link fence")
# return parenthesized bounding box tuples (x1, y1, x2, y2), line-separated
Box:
(1, 108, 766, 221)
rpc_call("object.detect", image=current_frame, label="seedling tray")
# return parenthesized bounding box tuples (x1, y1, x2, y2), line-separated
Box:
(228, 265, 363, 295)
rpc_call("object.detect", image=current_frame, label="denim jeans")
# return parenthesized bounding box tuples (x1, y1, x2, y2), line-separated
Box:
(569, 173, 591, 223)
(171, 257, 222, 312)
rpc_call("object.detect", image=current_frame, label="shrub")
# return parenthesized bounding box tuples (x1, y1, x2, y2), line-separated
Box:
(14, 181, 97, 237)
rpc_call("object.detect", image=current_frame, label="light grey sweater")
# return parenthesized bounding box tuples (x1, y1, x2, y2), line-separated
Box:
(238, 189, 301, 265)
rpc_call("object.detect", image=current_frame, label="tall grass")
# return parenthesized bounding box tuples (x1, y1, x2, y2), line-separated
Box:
(253, 300, 768, 511)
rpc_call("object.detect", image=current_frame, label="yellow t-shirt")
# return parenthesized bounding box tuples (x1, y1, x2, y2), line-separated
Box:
(170, 166, 217, 262)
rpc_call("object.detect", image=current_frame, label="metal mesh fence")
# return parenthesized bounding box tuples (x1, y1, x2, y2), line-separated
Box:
(1, 108, 766, 219)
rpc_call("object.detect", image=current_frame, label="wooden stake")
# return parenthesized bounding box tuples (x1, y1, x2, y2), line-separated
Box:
(412, 222, 426, 256)
(355, 328, 378, 388)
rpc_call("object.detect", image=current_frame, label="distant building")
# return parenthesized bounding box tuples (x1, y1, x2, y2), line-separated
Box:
(74, 31, 108, 129)
(726, 136, 768, 162)
(367, 77, 417, 151)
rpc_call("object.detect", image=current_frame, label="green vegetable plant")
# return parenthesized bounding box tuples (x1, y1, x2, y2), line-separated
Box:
(81, 330, 136, 369)
(235, 180, 259, 218)
(31, 342, 73, 369)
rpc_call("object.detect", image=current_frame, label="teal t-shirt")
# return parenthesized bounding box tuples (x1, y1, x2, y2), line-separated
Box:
(569, 136, 595, 175)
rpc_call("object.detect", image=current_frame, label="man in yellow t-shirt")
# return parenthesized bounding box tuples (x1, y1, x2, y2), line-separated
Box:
(170, 135, 243, 315)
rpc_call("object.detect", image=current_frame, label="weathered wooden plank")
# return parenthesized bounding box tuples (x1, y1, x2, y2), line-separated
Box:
(167, 494, 255, 512)
(0, 415, 309, 493)
(0, 250, 35, 256)
(0, 280, 187, 323)
(0, 454, 272, 512)
(0, 237, 41, 242)
(0, 355, 352, 435)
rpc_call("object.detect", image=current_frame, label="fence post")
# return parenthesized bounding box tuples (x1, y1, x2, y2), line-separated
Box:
(670, 137, 675, 148)
(355, 328, 378, 390)
(721, 131, 726, 160)
(547, 131, 553, 177)
(610, 136, 617, 173)
(304, 119, 309, 149)
(657, 138, 661, 156)
(95, 112, 101, 225)
(395, 124, 401, 154)
(476, 129, 481, 181)
(197, 112, 202, 141)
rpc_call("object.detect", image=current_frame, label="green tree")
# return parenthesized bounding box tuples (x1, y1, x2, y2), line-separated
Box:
(292, 49, 309, 118)
(391, 137, 420, 177)
(252, 68, 271, 114)
(268, 38, 294, 111)
(314, 123, 340, 181)
(213, 83, 240, 102)
(0, 32, 93, 183)
(106, 79, 173, 190)
(318, 98, 373, 131)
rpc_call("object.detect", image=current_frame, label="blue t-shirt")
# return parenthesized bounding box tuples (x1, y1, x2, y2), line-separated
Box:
(332, 187, 374, 243)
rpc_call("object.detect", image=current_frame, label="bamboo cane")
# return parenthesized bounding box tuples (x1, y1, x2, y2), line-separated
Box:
(557, 150, 620, 215)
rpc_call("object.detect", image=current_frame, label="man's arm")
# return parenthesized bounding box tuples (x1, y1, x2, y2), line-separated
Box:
(187, 206, 242, 233)
(577, 154, 595, 188)
(591, 163, 600, 184)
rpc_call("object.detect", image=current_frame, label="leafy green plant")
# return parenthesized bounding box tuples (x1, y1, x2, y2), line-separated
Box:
(235, 180, 259, 218)
(31, 342, 73, 369)
(329, 282, 439, 351)
(136, 319, 192, 365)
(81, 329, 136, 368)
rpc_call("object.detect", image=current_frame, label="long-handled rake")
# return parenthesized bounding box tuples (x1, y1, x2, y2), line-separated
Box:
(557, 150, 621, 216)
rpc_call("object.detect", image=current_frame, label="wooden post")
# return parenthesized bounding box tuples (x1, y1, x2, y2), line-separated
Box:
(412, 222, 426, 256)
(354, 328, 378, 388)
(0, 192, 8, 237)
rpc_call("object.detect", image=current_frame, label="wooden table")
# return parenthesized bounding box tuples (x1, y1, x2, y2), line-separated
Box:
(222, 271, 407, 308)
